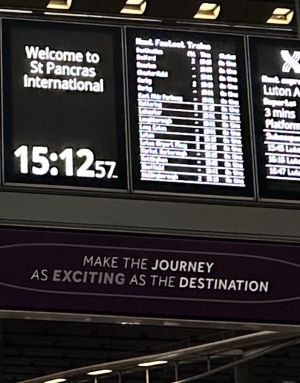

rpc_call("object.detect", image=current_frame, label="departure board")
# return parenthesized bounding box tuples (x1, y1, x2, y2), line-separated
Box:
(2, 19, 128, 190)
(250, 37, 300, 200)
(127, 28, 253, 198)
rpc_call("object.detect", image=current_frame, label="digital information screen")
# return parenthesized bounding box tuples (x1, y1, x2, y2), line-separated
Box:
(2, 19, 128, 190)
(127, 28, 254, 198)
(250, 37, 300, 200)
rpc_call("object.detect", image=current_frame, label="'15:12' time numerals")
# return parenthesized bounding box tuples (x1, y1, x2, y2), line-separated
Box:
(13, 145, 118, 179)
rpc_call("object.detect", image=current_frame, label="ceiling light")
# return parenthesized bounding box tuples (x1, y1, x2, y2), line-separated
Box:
(194, 2, 221, 19)
(266, 7, 294, 24)
(44, 379, 66, 383)
(121, 0, 147, 15)
(0, 8, 33, 13)
(87, 369, 113, 376)
(120, 321, 141, 325)
(47, 0, 72, 9)
(138, 361, 168, 367)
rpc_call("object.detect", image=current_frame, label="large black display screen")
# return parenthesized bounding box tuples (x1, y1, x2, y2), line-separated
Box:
(2, 19, 128, 190)
(250, 37, 300, 200)
(127, 28, 254, 198)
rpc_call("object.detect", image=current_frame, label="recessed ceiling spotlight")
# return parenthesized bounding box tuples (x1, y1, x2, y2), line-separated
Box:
(266, 8, 294, 24)
(47, 0, 72, 10)
(194, 2, 221, 19)
(121, 0, 147, 15)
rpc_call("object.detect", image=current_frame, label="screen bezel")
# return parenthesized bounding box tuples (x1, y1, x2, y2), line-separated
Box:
(126, 26, 255, 200)
(1, 17, 129, 192)
(249, 35, 300, 202)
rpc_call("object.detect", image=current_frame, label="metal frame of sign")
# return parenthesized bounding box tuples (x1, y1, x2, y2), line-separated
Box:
(0, 15, 257, 201)
(2, 14, 300, 205)
(0, 14, 298, 328)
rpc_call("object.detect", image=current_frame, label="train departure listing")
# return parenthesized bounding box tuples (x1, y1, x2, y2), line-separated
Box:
(128, 29, 253, 197)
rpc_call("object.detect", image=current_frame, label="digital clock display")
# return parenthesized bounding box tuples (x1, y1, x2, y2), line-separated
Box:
(127, 28, 254, 198)
(2, 19, 127, 190)
(13, 146, 118, 179)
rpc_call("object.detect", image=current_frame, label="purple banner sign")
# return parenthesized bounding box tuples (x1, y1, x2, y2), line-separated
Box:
(0, 228, 299, 325)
